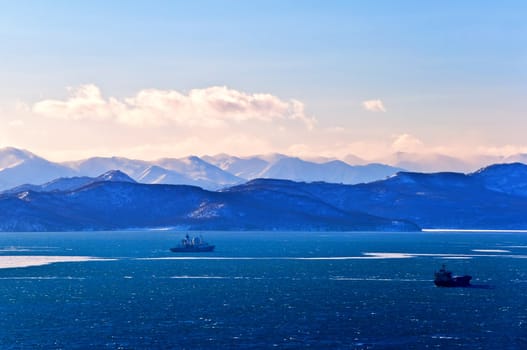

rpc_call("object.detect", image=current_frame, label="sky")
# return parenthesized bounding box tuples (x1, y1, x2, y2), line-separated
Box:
(0, 0, 525, 162)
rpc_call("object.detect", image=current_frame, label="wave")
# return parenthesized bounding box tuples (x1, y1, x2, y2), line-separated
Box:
(0, 276, 85, 280)
(158, 276, 431, 282)
(139, 253, 414, 261)
(0, 246, 58, 252)
(330, 277, 430, 282)
(140, 251, 527, 261)
(155, 275, 267, 280)
(166, 275, 260, 280)
(472, 249, 511, 253)
(169, 275, 230, 279)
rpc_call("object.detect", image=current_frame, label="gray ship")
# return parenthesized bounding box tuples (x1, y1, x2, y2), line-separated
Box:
(170, 234, 215, 253)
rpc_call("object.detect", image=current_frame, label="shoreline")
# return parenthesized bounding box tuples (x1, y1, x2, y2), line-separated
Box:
(423, 229, 527, 233)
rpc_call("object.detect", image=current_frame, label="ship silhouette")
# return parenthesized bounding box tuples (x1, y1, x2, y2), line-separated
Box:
(170, 234, 215, 253)
(434, 264, 471, 287)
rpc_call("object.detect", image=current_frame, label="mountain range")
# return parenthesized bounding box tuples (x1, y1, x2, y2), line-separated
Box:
(241, 163, 527, 230)
(0, 170, 418, 232)
(1, 161, 527, 232)
(0, 147, 403, 191)
(3, 146, 526, 192)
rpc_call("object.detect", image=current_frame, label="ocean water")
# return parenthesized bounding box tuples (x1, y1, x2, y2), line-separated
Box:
(0, 231, 525, 349)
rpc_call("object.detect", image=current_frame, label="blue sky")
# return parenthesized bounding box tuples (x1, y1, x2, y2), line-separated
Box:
(0, 1, 525, 162)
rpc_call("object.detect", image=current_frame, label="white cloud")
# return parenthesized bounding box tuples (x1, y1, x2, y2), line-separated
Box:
(33, 85, 118, 121)
(33, 84, 315, 128)
(362, 99, 386, 112)
(391, 133, 424, 153)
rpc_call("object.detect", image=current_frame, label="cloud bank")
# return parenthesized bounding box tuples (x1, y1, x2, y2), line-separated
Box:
(18, 85, 523, 165)
(33, 84, 316, 129)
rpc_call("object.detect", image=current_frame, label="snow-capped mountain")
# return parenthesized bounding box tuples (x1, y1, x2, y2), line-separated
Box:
(0, 147, 402, 190)
(2, 146, 527, 192)
(0, 147, 75, 190)
(343, 154, 368, 165)
(137, 165, 208, 188)
(63, 156, 150, 178)
(154, 156, 243, 188)
(94, 169, 136, 183)
(257, 157, 402, 184)
(204, 153, 401, 184)
(202, 154, 270, 179)
(65, 155, 242, 189)
(0, 147, 31, 170)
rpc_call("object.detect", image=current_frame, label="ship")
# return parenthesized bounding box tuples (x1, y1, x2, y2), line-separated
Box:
(434, 264, 471, 287)
(170, 234, 215, 253)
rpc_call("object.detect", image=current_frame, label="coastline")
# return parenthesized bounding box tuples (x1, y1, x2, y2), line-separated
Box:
(423, 229, 527, 233)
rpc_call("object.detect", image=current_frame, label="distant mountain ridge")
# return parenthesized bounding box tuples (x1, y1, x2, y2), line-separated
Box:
(1, 146, 526, 192)
(1, 163, 526, 232)
(470, 162, 527, 197)
(0, 175, 418, 232)
(0, 147, 403, 190)
(2, 170, 136, 194)
(224, 163, 527, 230)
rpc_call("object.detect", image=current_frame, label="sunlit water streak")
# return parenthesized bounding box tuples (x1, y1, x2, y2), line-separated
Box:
(0, 255, 113, 269)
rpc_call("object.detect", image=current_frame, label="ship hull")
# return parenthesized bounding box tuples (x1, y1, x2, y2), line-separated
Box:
(170, 245, 215, 253)
(434, 275, 472, 287)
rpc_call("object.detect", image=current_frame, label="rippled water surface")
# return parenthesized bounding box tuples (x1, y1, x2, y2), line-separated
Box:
(0, 231, 525, 349)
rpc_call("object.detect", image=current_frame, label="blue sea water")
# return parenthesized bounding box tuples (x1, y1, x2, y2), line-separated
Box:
(0, 231, 525, 349)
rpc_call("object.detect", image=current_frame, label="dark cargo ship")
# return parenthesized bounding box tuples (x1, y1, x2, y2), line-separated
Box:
(434, 264, 471, 287)
(170, 234, 215, 253)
